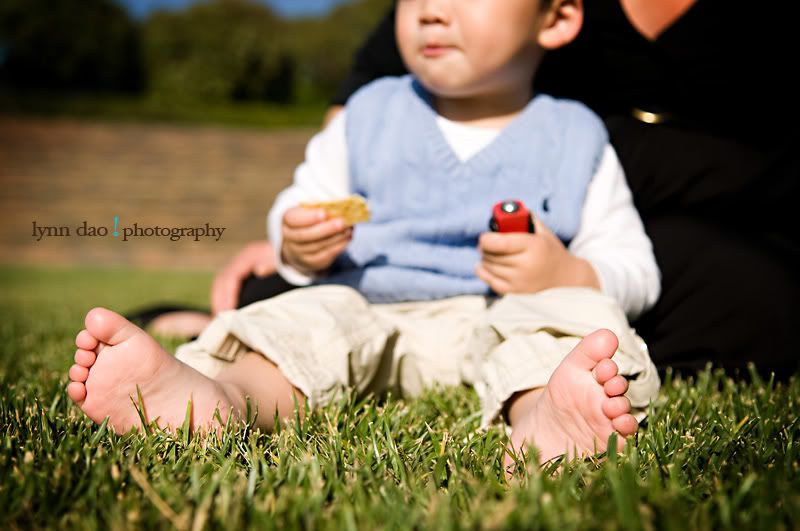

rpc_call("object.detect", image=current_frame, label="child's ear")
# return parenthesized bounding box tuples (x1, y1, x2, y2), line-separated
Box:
(537, 0, 583, 50)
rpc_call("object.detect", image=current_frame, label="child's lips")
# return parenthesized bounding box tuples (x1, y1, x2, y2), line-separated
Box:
(422, 44, 455, 58)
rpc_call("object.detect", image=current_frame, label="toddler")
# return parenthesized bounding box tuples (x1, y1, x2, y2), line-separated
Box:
(67, 0, 660, 465)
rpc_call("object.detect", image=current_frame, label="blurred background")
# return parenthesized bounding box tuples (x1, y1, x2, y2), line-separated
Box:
(0, 0, 391, 271)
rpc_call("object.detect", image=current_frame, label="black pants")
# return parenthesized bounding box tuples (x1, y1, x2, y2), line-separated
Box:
(633, 215, 798, 379)
(237, 273, 299, 309)
(608, 117, 799, 379)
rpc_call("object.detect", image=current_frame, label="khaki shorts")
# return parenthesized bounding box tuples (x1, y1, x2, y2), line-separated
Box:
(175, 285, 660, 426)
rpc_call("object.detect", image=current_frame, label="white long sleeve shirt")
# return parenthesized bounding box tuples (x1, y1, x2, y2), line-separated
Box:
(268, 111, 661, 320)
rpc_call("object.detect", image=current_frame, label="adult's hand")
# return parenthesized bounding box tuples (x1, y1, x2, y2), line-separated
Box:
(211, 240, 276, 314)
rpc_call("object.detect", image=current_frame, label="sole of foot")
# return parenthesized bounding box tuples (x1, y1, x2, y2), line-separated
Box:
(67, 307, 235, 434)
(506, 328, 638, 470)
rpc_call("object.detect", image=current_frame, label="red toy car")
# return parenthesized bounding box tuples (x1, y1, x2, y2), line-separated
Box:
(488, 199, 535, 233)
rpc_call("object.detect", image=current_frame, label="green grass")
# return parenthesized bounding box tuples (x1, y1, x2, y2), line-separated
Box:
(0, 91, 327, 129)
(1, 265, 798, 529)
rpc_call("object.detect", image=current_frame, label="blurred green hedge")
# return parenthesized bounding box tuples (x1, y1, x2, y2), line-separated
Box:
(0, 0, 390, 105)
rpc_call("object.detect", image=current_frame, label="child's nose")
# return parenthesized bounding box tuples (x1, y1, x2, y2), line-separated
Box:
(419, 0, 451, 25)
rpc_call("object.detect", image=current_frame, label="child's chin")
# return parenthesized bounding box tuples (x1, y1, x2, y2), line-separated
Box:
(417, 76, 476, 99)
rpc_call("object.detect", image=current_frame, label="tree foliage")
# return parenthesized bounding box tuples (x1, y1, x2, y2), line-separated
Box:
(285, 0, 393, 102)
(0, 0, 393, 104)
(0, 0, 141, 91)
(141, 0, 290, 103)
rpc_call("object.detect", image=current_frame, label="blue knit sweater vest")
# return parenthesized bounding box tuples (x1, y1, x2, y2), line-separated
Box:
(318, 75, 607, 302)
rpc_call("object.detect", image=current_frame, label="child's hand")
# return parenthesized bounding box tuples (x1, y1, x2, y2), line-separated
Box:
(476, 218, 600, 294)
(281, 206, 353, 275)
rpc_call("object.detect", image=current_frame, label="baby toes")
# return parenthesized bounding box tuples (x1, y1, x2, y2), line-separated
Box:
(593, 358, 618, 384)
(603, 375, 629, 397)
(602, 395, 631, 419)
(67, 381, 87, 403)
(69, 364, 89, 383)
(75, 329, 98, 350)
(74, 349, 97, 368)
(612, 414, 638, 436)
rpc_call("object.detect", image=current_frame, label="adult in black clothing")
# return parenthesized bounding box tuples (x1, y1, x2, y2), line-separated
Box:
(326, 0, 799, 378)
(143, 0, 798, 378)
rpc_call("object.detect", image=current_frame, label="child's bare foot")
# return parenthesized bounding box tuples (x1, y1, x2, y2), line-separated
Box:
(67, 307, 239, 434)
(506, 329, 638, 468)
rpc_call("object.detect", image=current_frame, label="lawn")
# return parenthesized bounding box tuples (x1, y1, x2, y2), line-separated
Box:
(0, 91, 328, 130)
(0, 265, 797, 529)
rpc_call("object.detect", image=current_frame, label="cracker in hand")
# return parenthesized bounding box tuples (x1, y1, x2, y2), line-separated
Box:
(301, 195, 371, 225)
